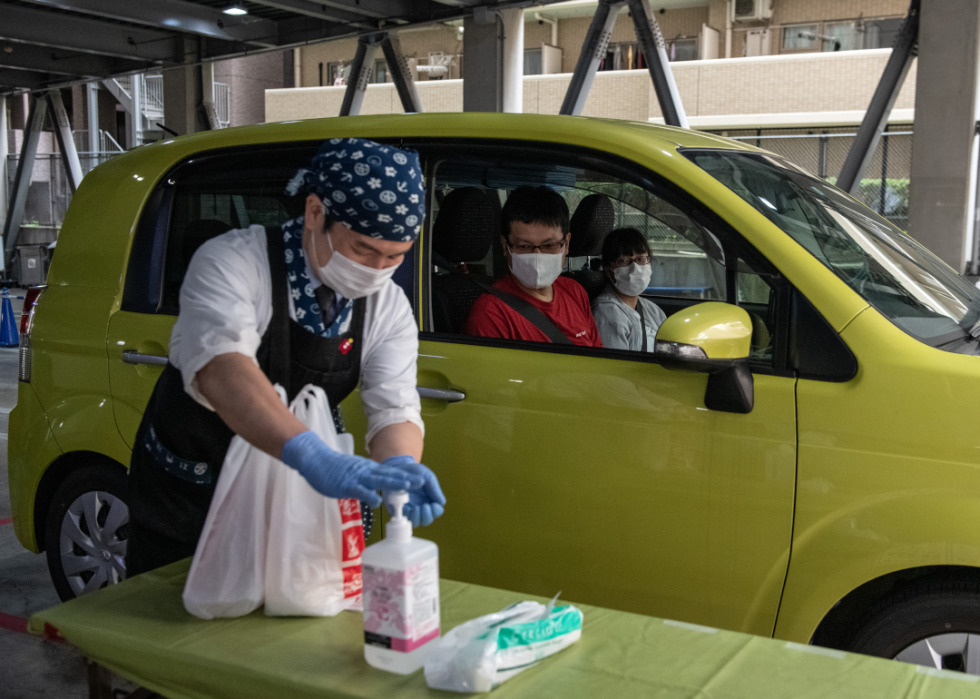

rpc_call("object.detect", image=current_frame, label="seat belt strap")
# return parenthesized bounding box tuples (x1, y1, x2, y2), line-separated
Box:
(637, 300, 648, 353)
(433, 252, 573, 345)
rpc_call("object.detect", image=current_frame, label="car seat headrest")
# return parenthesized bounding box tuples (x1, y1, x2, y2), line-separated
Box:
(433, 187, 498, 264)
(568, 194, 614, 257)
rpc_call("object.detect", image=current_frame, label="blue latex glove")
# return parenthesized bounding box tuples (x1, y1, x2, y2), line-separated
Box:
(281, 432, 424, 508)
(381, 455, 447, 527)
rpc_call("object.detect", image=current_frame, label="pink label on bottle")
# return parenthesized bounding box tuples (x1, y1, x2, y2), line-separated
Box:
(363, 557, 439, 652)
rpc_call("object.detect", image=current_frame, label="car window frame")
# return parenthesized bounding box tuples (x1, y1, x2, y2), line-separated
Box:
(404, 138, 793, 378)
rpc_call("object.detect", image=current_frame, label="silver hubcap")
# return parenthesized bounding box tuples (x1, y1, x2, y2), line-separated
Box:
(895, 634, 980, 674)
(59, 490, 128, 596)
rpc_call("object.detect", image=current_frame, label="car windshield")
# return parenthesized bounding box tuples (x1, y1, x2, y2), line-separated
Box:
(686, 149, 980, 350)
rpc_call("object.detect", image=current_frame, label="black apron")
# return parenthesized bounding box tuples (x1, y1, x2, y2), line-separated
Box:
(126, 226, 365, 575)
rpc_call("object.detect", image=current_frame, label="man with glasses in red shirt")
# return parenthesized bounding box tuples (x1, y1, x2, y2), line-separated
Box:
(466, 186, 603, 347)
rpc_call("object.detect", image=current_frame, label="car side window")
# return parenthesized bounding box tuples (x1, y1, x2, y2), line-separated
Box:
(124, 142, 419, 316)
(422, 146, 782, 370)
(163, 190, 292, 312)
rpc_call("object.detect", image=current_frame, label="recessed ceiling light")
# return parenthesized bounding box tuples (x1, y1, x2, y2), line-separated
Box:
(222, 4, 248, 15)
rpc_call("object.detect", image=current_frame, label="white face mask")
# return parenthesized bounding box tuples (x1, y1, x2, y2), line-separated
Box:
(508, 250, 564, 290)
(611, 262, 653, 297)
(310, 231, 398, 299)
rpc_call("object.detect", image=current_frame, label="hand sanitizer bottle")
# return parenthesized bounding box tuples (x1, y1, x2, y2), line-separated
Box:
(362, 491, 440, 674)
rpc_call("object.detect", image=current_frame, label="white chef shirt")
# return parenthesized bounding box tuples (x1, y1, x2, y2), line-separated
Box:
(169, 224, 423, 446)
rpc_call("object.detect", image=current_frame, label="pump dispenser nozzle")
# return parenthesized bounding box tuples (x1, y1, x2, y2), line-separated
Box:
(384, 490, 412, 542)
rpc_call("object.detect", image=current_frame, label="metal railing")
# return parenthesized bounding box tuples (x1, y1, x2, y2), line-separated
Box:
(143, 74, 165, 117)
(214, 82, 230, 128)
(723, 128, 914, 230)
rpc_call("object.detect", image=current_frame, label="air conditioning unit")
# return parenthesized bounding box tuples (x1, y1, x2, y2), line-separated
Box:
(731, 0, 772, 22)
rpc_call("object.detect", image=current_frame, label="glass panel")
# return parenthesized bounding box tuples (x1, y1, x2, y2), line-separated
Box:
(428, 157, 735, 347)
(524, 49, 543, 76)
(824, 21, 863, 51)
(670, 38, 698, 62)
(783, 24, 818, 50)
(688, 149, 980, 351)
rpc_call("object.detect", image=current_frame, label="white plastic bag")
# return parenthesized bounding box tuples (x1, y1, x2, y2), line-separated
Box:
(264, 384, 365, 616)
(424, 599, 583, 693)
(182, 387, 286, 620)
(183, 384, 364, 619)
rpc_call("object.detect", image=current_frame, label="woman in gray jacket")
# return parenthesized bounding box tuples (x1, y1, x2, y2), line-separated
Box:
(591, 228, 666, 352)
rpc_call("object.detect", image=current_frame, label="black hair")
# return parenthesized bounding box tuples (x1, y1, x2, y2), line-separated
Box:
(600, 227, 651, 267)
(500, 186, 570, 240)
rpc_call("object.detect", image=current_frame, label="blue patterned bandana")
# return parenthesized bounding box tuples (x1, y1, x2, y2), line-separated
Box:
(281, 216, 353, 337)
(285, 137, 425, 242)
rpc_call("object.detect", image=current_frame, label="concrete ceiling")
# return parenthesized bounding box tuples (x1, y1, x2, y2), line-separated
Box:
(0, 0, 572, 94)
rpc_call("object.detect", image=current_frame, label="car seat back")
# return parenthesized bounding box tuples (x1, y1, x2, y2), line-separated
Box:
(432, 188, 499, 333)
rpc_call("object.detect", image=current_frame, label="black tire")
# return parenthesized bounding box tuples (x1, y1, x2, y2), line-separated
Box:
(45, 463, 130, 601)
(849, 579, 980, 673)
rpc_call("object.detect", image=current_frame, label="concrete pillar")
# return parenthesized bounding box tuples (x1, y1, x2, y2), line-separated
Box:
(908, 1, 980, 273)
(500, 8, 524, 113)
(463, 15, 502, 112)
(163, 38, 207, 137)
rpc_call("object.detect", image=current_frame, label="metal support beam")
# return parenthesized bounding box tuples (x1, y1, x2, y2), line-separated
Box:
(3, 96, 46, 259)
(86, 82, 99, 155)
(0, 4, 180, 63)
(18, 0, 278, 47)
(47, 90, 83, 193)
(381, 34, 423, 114)
(340, 35, 381, 117)
(0, 42, 151, 79)
(129, 73, 142, 148)
(0, 95, 8, 270)
(628, 0, 688, 128)
(837, 0, 919, 194)
(560, 0, 623, 116)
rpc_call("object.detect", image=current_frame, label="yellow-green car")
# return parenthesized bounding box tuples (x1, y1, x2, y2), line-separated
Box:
(11, 113, 980, 671)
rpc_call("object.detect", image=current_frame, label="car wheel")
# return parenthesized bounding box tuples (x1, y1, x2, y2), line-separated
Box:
(848, 579, 980, 674)
(44, 464, 129, 601)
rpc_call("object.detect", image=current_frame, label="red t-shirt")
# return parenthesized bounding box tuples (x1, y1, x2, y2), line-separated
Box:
(465, 275, 603, 347)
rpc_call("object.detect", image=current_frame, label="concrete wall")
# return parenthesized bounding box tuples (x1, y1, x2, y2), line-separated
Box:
(267, 48, 917, 127)
(213, 51, 292, 127)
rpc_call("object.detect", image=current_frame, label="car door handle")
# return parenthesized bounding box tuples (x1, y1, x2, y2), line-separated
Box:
(122, 351, 169, 366)
(417, 386, 466, 403)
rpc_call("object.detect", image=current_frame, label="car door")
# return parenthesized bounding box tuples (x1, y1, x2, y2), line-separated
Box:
(412, 143, 797, 636)
(106, 152, 301, 447)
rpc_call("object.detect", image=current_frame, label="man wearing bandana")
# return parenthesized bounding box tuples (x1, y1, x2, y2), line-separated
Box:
(125, 138, 445, 575)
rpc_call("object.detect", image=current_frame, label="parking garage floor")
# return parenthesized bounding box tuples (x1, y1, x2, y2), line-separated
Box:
(0, 292, 89, 698)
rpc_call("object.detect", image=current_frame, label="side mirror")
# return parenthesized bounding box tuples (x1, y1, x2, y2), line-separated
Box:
(653, 302, 754, 414)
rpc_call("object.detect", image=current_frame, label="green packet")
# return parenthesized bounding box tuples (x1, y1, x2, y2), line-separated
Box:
(424, 598, 583, 693)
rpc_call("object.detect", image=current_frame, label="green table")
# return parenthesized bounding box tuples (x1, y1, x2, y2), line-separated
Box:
(30, 559, 980, 699)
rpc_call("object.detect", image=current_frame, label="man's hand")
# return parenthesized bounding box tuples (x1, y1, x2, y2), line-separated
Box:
(282, 432, 424, 508)
(381, 455, 446, 526)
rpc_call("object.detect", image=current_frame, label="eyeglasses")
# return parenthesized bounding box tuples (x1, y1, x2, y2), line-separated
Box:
(611, 254, 651, 268)
(508, 240, 566, 255)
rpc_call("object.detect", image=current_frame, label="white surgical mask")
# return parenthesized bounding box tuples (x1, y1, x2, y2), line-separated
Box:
(508, 250, 564, 290)
(611, 262, 653, 297)
(311, 231, 397, 299)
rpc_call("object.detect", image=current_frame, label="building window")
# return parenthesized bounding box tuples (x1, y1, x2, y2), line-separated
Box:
(524, 48, 542, 75)
(668, 38, 698, 61)
(782, 24, 820, 51)
(327, 62, 348, 86)
(782, 17, 904, 54)
(318, 62, 324, 87)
